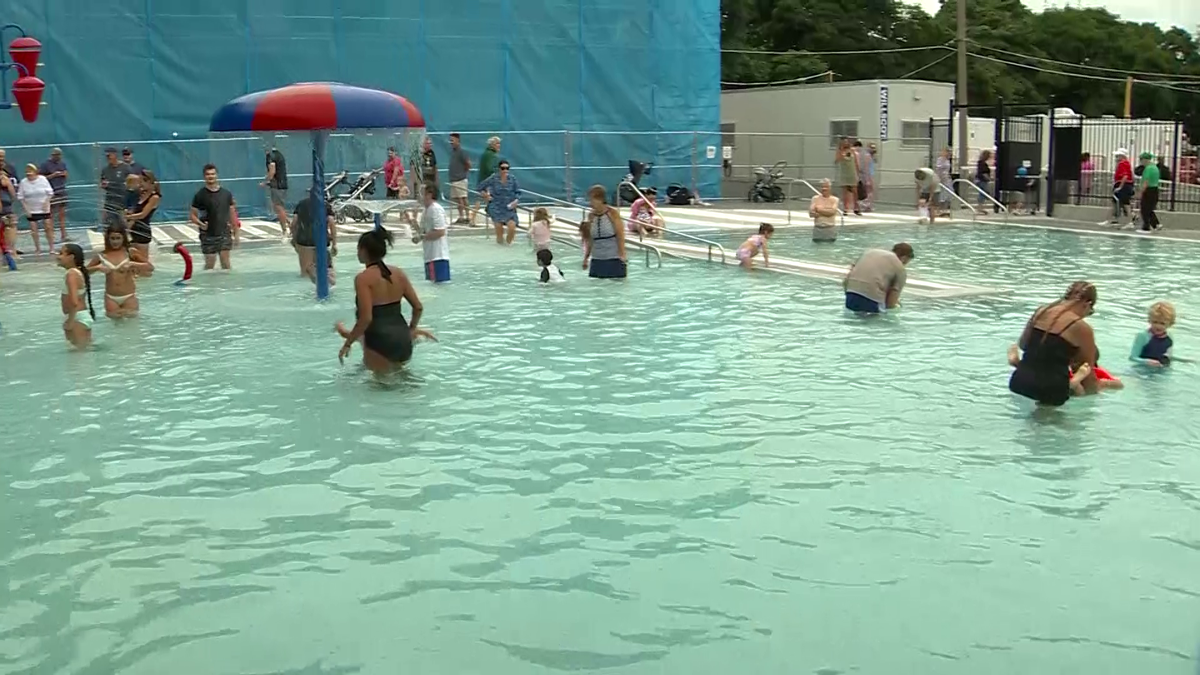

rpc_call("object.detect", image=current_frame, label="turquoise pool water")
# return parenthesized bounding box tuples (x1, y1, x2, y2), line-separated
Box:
(1, 228, 1198, 674)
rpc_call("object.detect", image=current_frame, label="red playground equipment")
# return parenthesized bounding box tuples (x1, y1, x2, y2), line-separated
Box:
(0, 24, 44, 269)
(0, 25, 44, 122)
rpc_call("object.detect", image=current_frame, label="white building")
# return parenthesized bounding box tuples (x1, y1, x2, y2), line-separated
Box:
(720, 79, 956, 190)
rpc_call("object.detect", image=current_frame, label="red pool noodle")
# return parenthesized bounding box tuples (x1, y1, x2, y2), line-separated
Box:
(174, 243, 193, 283)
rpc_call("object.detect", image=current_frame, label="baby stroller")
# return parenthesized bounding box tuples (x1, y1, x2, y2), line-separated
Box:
(324, 171, 350, 203)
(330, 169, 381, 223)
(617, 160, 654, 206)
(747, 161, 787, 203)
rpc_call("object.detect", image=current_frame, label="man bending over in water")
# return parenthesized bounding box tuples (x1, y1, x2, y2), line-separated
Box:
(843, 243, 914, 314)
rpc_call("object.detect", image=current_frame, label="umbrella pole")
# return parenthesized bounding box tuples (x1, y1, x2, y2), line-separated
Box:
(312, 130, 330, 301)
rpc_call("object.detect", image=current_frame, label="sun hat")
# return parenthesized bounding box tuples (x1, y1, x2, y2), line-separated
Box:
(1139, 151, 1154, 160)
(1114, 148, 1128, 157)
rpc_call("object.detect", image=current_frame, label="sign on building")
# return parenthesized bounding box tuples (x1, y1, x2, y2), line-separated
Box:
(879, 85, 890, 141)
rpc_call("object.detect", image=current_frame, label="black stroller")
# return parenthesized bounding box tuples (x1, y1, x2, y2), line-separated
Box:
(747, 161, 787, 203)
(617, 160, 654, 206)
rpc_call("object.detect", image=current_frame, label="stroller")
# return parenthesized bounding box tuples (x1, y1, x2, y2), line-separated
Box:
(324, 171, 350, 203)
(330, 169, 381, 223)
(617, 160, 654, 206)
(747, 161, 787, 203)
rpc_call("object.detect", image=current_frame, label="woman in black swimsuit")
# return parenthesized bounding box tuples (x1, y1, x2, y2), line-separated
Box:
(336, 227, 436, 375)
(1009, 281, 1100, 406)
(126, 170, 161, 267)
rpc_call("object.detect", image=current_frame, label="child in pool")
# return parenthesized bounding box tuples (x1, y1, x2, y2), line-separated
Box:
(529, 207, 553, 252)
(1130, 301, 1175, 367)
(537, 248, 564, 283)
(1007, 344, 1123, 395)
(736, 223, 773, 269)
(58, 243, 96, 349)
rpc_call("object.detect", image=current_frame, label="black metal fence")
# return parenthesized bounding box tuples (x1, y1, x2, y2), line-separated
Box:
(1053, 117, 1197, 214)
(928, 105, 1198, 216)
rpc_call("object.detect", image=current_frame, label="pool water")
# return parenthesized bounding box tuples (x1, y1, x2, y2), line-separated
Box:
(1, 228, 1198, 674)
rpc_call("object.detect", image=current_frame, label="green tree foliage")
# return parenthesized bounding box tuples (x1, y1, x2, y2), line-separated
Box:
(721, 0, 1200, 132)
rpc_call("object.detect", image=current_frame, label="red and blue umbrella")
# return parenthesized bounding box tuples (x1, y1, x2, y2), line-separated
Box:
(209, 82, 425, 132)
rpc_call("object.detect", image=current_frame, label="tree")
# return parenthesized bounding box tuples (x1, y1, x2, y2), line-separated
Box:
(721, 0, 1200, 135)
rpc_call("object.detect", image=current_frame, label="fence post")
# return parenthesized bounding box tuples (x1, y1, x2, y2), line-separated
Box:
(992, 98, 1004, 213)
(563, 130, 572, 203)
(928, 116, 935, 170)
(946, 99, 955, 161)
(1046, 102, 1056, 217)
(1170, 118, 1181, 212)
(691, 131, 698, 201)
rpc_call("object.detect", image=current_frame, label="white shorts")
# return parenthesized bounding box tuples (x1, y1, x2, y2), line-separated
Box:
(450, 180, 468, 199)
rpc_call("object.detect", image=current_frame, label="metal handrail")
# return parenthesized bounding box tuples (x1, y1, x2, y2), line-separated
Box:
(464, 187, 662, 268)
(616, 180, 726, 263)
(952, 179, 1009, 220)
(931, 181, 978, 219)
(782, 178, 845, 227)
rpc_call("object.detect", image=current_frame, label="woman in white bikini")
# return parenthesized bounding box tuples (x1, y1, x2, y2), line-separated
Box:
(89, 224, 153, 318)
(58, 243, 95, 349)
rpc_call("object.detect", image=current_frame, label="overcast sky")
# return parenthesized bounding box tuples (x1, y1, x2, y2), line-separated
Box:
(915, 0, 1197, 32)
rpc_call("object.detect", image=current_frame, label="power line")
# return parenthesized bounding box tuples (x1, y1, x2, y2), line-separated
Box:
(721, 44, 952, 57)
(968, 53, 1200, 95)
(969, 42, 1200, 81)
(899, 52, 955, 79)
(720, 71, 833, 87)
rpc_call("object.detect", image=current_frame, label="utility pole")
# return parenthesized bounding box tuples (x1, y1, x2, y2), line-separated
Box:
(956, 0, 970, 174)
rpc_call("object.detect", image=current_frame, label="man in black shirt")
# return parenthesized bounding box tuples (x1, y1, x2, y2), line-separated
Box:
(122, 148, 145, 175)
(190, 163, 237, 270)
(290, 188, 338, 284)
(263, 147, 289, 233)
(420, 137, 438, 199)
(99, 147, 131, 227)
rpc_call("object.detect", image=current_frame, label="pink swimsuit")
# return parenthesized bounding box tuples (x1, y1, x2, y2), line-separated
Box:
(736, 234, 764, 260)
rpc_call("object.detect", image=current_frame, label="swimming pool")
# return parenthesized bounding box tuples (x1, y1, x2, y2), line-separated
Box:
(1, 227, 1197, 674)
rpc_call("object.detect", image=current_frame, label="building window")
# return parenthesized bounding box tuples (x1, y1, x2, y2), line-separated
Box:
(830, 120, 858, 147)
(720, 122, 736, 148)
(901, 120, 932, 147)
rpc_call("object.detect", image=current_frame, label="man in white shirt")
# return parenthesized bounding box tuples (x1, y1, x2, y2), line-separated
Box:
(418, 184, 450, 282)
(914, 167, 939, 224)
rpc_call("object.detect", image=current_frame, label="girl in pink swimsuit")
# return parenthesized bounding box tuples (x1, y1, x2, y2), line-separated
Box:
(736, 223, 774, 269)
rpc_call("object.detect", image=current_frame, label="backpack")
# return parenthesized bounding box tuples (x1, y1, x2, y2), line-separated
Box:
(666, 184, 693, 206)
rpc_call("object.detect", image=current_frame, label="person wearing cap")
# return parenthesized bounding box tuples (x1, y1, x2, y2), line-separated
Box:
(1136, 151, 1161, 232)
(0, 149, 19, 254)
(262, 145, 289, 233)
(39, 148, 70, 242)
(121, 148, 145, 176)
(1109, 148, 1134, 225)
(99, 147, 131, 228)
(472, 136, 500, 225)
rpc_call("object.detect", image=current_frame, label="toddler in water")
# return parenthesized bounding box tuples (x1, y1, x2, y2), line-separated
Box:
(736, 223, 773, 269)
(1130, 301, 1175, 367)
(537, 248, 564, 283)
(1007, 345, 1123, 395)
(529, 207, 553, 252)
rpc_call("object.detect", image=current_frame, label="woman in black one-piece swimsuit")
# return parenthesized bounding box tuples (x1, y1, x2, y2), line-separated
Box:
(335, 227, 437, 375)
(126, 170, 161, 265)
(1009, 282, 1099, 406)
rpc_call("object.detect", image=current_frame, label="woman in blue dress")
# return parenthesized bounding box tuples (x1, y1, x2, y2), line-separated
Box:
(478, 159, 520, 245)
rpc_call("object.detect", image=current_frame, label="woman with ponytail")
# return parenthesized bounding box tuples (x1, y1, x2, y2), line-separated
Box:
(336, 226, 436, 375)
(1008, 281, 1100, 406)
(126, 169, 161, 266)
(57, 243, 95, 348)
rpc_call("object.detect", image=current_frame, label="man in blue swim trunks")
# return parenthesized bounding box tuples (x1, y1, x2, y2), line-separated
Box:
(843, 242, 913, 314)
